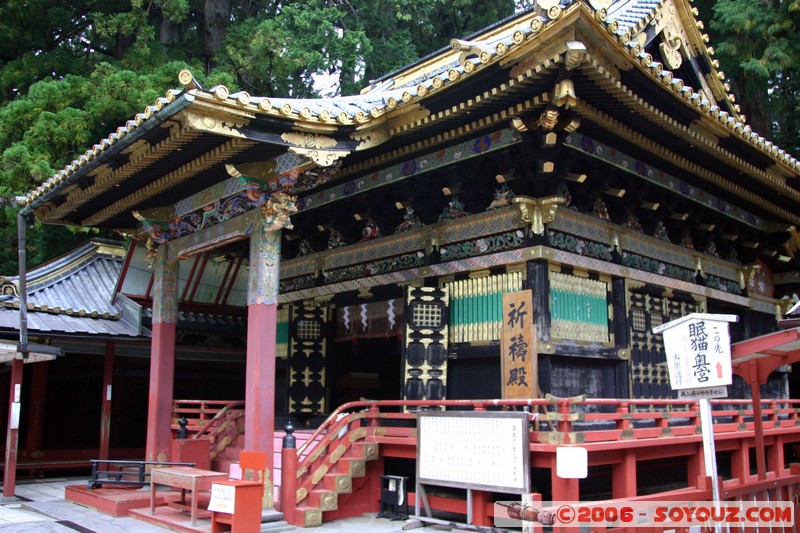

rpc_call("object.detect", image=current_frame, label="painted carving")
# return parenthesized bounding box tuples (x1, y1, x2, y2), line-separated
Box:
(294, 161, 342, 193)
(625, 211, 644, 232)
(327, 228, 346, 249)
(395, 206, 424, 233)
(654, 220, 670, 242)
(144, 237, 159, 268)
(297, 239, 315, 257)
(556, 181, 573, 208)
(359, 218, 381, 242)
(438, 196, 471, 222)
(261, 192, 298, 231)
(486, 184, 516, 210)
(704, 239, 720, 258)
(139, 180, 269, 244)
(591, 196, 610, 220)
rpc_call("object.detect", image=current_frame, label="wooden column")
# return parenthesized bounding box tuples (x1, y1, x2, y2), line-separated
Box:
(145, 244, 178, 463)
(25, 362, 49, 453)
(246, 218, 281, 486)
(98, 340, 114, 460)
(3, 359, 23, 497)
(612, 450, 636, 499)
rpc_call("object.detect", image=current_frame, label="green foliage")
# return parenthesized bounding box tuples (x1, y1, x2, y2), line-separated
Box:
(0, 0, 516, 273)
(697, 0, 800, 153)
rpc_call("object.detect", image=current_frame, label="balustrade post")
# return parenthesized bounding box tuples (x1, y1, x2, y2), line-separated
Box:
(281, 422, 298, 525)
(557, 400, 571, 443)
(368, 405, 380, 428)
(615, 401, 630, 431)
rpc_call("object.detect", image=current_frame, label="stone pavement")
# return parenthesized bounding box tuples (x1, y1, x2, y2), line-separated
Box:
(0, 477, 448, 532)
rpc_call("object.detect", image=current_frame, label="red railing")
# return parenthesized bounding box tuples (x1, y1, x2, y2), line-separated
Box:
(280, 397, 800, 530)
(171, 399, 245, 457)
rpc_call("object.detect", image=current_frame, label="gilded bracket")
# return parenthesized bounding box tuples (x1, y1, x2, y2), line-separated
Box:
(288, 147, 350, 167)
(514, 195, 567, 235)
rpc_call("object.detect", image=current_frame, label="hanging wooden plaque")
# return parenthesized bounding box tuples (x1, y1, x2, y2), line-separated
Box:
(501, 290, 537, 399)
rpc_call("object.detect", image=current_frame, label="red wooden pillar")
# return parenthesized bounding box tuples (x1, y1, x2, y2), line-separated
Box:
(472, 490, 490, 526)
(145, 244, 178, 463)
(25, 361, 49, 453)
(687, 448, 703, 486)
(731, 439, 750, 483)
(98, 340, 114, 460)
(768, 435, 785, 476)
(750, 374, 767, 480)
(3, 358, 23, 497)
(612, 450, 637, 499)
(550, 455, 579, 502)
(246, 219, 282, 488)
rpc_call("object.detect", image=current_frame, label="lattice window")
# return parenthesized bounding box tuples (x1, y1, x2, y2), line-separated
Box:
(411, 303, 443, 328)
(296, 319, 321, 340)
(650, 312, 664, 330)
(631, 308, 647, 332)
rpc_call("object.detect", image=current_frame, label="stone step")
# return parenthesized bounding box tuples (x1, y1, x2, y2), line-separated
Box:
(334, 457, 366, 477)
(306, 489, 338, 511)
(322, 472, 352, 494)
(260, 520, 295, 532)
(296, 506, 323, 527)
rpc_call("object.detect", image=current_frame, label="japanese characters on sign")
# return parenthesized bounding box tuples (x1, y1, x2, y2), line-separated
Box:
(417, 411, 530, 493)
(654, 313, 737, 391)
(501, 290, 536, 399)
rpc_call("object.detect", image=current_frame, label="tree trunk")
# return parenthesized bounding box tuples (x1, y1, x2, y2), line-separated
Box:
(204, 0, 232, 62)
(160, 16, 181, 46)
(735, 74, 773, 142)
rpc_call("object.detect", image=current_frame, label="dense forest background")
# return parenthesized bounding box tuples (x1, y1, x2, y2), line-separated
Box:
(0, 0, 796, 272)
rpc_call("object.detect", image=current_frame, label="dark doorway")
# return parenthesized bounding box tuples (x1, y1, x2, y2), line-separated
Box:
(329, 336, 402, 409)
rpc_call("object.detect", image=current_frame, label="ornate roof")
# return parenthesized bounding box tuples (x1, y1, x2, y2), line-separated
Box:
(17, 0, 800, 240)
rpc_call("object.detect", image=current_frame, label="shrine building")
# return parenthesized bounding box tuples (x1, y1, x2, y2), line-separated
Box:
(6, 0, 800, 527)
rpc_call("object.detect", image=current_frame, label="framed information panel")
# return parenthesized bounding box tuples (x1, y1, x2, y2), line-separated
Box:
(416, 411, 530, 493)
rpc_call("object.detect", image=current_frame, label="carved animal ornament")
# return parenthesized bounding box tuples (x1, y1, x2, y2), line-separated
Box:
(262, 192, 298, 231)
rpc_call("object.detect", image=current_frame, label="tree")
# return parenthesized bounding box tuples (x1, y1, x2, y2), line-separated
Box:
(696, 0, 800, 154)
(0, 0, 517, 272)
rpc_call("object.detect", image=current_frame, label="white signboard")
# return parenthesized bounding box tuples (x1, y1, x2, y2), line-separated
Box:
(676, 386, 728, 400)
(653, 313, 737, 391)
(417, 411, 530, 493)
(207, 483, 236, 514)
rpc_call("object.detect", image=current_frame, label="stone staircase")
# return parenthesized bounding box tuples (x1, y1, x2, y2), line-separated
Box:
(209, 426, 381, 527)
(294, 439, 380, 527)
(188, 404, 382, 528)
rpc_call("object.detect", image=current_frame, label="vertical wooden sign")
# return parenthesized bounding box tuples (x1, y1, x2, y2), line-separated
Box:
(501, 290, 537, 399)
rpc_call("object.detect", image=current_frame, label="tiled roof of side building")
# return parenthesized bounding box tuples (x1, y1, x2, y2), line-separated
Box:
(0, 240, 145, 337)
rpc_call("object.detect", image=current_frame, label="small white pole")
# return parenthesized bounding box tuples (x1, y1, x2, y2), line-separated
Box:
(699, 398, 722, 533)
